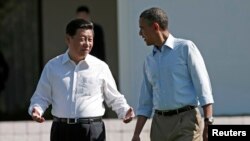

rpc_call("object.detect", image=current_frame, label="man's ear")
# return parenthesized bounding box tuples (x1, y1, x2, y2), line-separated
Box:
(152, 22, 160, 31)
(65, 35, 70, 44)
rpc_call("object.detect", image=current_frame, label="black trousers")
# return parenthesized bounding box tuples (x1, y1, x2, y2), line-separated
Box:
(50, 121, 106, 141)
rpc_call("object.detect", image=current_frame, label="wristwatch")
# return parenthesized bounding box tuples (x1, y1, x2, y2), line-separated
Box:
(204, 117, 214, 125)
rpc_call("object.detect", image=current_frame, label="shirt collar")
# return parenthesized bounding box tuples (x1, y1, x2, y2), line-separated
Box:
(62, 50, 70, 64)
(165, 34, 175, 49)
(83, 54, 91, 64)
(61, 50, 91, 64)
(152, 34, 175, 55)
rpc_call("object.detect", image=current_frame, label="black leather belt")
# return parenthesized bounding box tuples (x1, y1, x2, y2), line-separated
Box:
(155, 105, 196, 116)
(53, 116, 102, 124)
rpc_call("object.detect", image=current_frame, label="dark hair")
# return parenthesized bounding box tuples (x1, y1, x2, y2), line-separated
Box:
(140, 7, 168, 30)
(66, 19, 93, 36)
(76, 5, 90, 14)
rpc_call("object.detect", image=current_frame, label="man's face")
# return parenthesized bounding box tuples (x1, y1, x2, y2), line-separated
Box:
(139, 18, 155, 46)
(67, 28, 94, 60)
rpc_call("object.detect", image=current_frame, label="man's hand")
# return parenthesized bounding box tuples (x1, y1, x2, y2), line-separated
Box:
(123, 107, 135, 123)
(31, 107, 45, 123)
(132, 135, 140, 141)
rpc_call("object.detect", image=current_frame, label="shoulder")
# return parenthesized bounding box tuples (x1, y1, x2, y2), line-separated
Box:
(88, 55, 111, 73)
(173, 37, 202, 58)
(174, 37, 195, 48)
(88, 54, 108, 67)
(49, 54, 64, 63)
(171, 37, 198, 54)
(45, 54, 64, 68)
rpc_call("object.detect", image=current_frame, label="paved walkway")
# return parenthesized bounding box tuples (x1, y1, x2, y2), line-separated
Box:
(0, 116, 249, 141)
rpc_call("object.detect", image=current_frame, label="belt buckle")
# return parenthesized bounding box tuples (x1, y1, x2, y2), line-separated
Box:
(67, 118, 77, 124)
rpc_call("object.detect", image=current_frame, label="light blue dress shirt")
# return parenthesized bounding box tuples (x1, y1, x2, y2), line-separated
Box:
(136, 34, 214, 118)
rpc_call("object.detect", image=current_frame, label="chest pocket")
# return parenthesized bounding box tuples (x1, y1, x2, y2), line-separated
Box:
(76, 77, 102, 96)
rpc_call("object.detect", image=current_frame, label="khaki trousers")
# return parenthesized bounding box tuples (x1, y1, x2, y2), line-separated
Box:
(151, 108, 202, 141)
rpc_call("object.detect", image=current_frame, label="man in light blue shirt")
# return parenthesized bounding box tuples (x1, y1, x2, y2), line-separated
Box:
(132, 7, 214, 141)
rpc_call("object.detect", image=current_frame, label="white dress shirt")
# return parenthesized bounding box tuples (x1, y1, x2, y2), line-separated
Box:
(28, 51, 130, 119)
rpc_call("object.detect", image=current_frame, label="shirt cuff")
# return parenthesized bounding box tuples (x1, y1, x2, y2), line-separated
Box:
(117, 106, 130, 119)
(28, 105, 44, 116)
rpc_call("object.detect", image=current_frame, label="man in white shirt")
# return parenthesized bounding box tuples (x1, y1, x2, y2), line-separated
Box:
(28, 19, 134, 141)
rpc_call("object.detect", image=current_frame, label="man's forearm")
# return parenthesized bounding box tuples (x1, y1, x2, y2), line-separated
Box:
(133, 115, 148, 136)
(202, 103, 213, 118)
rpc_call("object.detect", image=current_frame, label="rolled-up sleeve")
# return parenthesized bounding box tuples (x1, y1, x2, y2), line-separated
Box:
(136, 62, 153, 118)
(103, 65, 130, 119)
(187, 41, 214, 106)
(28, 64, 52, 116)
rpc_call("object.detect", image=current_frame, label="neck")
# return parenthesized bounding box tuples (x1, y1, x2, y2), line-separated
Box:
(155, 31, 169, 48)
(68, 52, 86, 64)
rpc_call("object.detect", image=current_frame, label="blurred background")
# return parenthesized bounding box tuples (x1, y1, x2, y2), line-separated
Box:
(0, 0, 250, 122)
